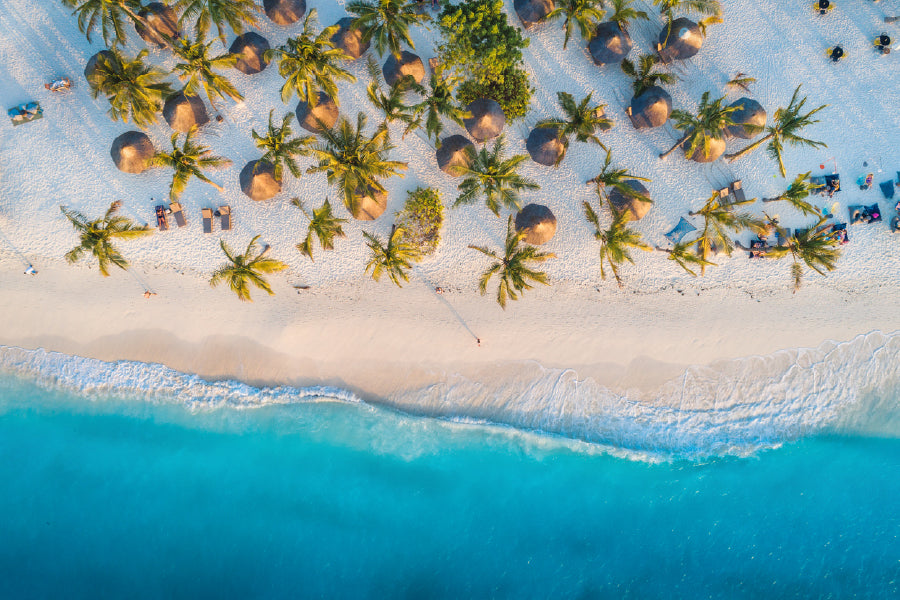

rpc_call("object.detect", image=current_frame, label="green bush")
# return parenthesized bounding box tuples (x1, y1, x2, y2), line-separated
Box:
(396, 187, 444, 256)
(457, 67, 534, 121)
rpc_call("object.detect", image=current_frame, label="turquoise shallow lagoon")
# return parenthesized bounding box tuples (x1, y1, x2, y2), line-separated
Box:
(1, 370, 899, 599)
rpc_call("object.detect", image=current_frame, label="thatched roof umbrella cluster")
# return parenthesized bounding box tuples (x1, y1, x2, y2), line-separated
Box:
(240, 161, 282, 201)
(296, 92, 339, 134)
(514, 0, 555, 29)
(628, 86, 672, 129)
(526, 127, 565, 167)
(726, 98, 767, 139)
(589, 22, 633, 66)
(382, 51, 425, 86)
(609, 181, 652, 220)
(436, 135, 474, 176)
(110, 131, 155, 174)
(229, 32, 270, 75)
(515, 204, 557, 244)
(330, 17, 370, 60)
(657, 18, 703, 63)
(163, 92, 210, 132)
(263, 0, 306, 26)
(463, 99, 506, 142)
(135, 2, 179, 48)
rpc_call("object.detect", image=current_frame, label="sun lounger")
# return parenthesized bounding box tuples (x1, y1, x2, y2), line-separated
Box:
(880, 180, 895, 199)
(891, 216, 900, 233)
(169, 202, 186, 227)
(664, 217, 697, 244)
(824, 174, 840, 192)
(776, 228, 791, 246)
(831, 222, 849, 243)
(201, 208, 214, 234)
(155, 205, 169, 231)
(218, 205, 232, 231)
(7, 102, 43, 126)
(729, 180, 747, 203)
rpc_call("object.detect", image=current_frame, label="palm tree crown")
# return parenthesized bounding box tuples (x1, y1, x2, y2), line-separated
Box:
(621, 54, 676, 97)
(762, 172, 823, 217)
(539, 91, 613, 151)
(588, 150, 651, 202)
(174, 0, 259, 46)
(584, 198, 650, 288)
(608, 0, 650, 32)
(86, 49, 174, 128)
(347, 0, 429, 59)
(60, 201, 153, 276)
(688, 191, 765, 273)
(653, 0, 722, 22)
(766, 218, 841, 292)
(292, 198, 348, 260)
(409, 68, 469, 146)
(364, 224, 422, 287)
(149, 127, 231, 200)
(660, 91, 738, 160)
(210, 235, 287, 302)
(252, 110, 313, 181)
(65, 0, 151, 48)
(455, 136, 540, 217)
(655, 240, 715, 277)
(171, 34, 242, 109)
(547, 0, 606, 50)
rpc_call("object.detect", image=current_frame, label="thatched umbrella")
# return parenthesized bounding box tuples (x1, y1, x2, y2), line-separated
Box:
(240, 160, 282, 201)
(589, 22, 633, 66)
(163, 92, 210, 132)
(382, 51, 425, 86)
(135, 2, 179, 48)
(514, 0, 555, 29)
(350, 187, 387, 221)
(229, 32, 270, 75)
(110, 131, 155, 174)
(682, 136, 726, 163)
(526, 127, 565, 167)
(726, 98, 767, 139)
(515, 204, 557, 245)
(657, 18, 703, 63)
(330, 17, 370, 60)
(609, 180, 652, 220)
(627, 86, 672, 129)
(264, 0, 306, 26)
(296, 92, 339, 134)
(84, 50, 114, 87)
(436, 135, 474, 176)
(463, 98, 505, 142)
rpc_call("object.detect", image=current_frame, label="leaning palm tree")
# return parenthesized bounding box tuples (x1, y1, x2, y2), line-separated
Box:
(620, 54, 676, 97)
(60, 201, 153, 276)
(538, 91, 613, 152)
(689, 191, 765, 273)
(174, 0, 259, 47)
(265, 9, 356, 107)
(584, 199, 650, 288)
(306, 112, 408, 215)
(63, 0, 154, 48)
(171, 34, 242, 109)
(762, 172, 823, 217)
(653, 0, 722, 24)
(292, 197, 347, 260)
(409, 68, 469, 147)
(149, 127, 231, 200)
(660, 91, 738, 160)
(365, 57, 420, 137)
(726, 85, 828, 177)
(468, 216, 555, 309)
(85, 48, 174, 128)
(655, 240, 715, 276)
(455, 136, 539, 217)
(766, 218, 841, 292)
(608, 0, 650, 32)
(252, 110, 314, 181)
(210, 235, 287, 302)
(587, 150, 651, 202)
(346, 0, 429, 59)
(364, 224, 421, 287)
(546, 0, 606, 49)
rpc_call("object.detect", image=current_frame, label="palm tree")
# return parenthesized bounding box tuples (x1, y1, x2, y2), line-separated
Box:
(608, 0, 650, 32)
(587, 150, 651, 202)
(688, 191, 765, 273)
(762, 172, 823, 217)
(409, 68, 469, 147)
(252, 110, 314, 181)
(583, 199, 650, 288)
(346, 0, 429, 59)
(455, 136, 539, 217)
(63, 0, 154, 48)
(655, 240, 715, 276)
(468, 216, 555, 309)
(85, 49, 174, 128)
(726, 85, 828, 177)
(365, 57, 420, 137)
(653, 0, 722, 25)
(174, 0, 259, 46)
(292, 197, 347, 260)
(265, 9, 356, 107)
(546, 0, 606, 50)
(171, 34, 242, 110)
(538, 91, 613, 152)
(364, 224, 421, 287)
(766, 218, 841, 292)
(660, 91, 738, 160)
(210, 235, 287, 302)
(59, 201, 153, 276)
(149, 127, 231, 200)
(621, 54, 676, 97)
(306, 112, 408, 215)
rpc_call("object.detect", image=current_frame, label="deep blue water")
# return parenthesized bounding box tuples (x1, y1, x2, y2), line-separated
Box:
(1, 374, 898, 599)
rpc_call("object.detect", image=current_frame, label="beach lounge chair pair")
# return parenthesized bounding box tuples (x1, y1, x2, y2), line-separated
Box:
(202, 206, 232, 233)
(7, 102, 43, 126)
(155, 203, 187, 231)
(848, 204, 881, 225)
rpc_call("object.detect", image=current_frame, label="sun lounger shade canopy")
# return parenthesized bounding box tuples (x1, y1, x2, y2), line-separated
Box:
(589, 22, 633, 66)
(240, 161, 282, 201)
(526, 127, 565, 166)
(264, 0, 306, 26)
(330, 17, 369, 60)
(515, 203, 557, 245)
(658, 18, 703, 62)
(111, 131, 155, 174)
(514, 0, 554, 29)
(436, 135, 474, 176)
(463, 98, 505, 142)
(230, 32, 270, 75)
(296, 92, 338, 134)
(135, 3, 179, 48)
(382, 51, 425, 86)
(163, 93, 209, 133)
(609, 180, 652, 220)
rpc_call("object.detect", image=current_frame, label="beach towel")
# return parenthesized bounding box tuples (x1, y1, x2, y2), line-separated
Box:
(664, 217, 696, 244)
(8, 102, 43, 126)
(880, 180, 895, 199)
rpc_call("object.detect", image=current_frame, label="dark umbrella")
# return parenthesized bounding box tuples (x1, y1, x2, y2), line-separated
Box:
(436, 135, 475, 176)
(111, 131, 155, 174)
(515, 203, 557, 244)
(526, 127, 565, 167)
(296, 92, 339, 134)
(163, 92, 210, 133)
(229, 32, 270, 75)
(658, 18, 703, 63)
(514, 0, 555, 29)
(725, 98, 766, 139)
(463, 99, 505, 142)
(240, 160, 282, 201)
(263, 0, 306, 26)
(135, 2, 179, 48)
(382, 51, 425, 86)
(609, 180, 652, 220)
(627, 86, 672, 129)
(84, 50, 114, 88)
(589, 22, 633, 66)
(351, 187, 387, 221)
(330, 17, 370, 60)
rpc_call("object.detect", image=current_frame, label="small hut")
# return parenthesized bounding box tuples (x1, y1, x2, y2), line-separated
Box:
(163, 92, 209, 133)
(515, 204, 557, 245)
(135, 3, 179, 48)
(264, 0, 306, 26)
(350, 187, 387, 221)
(627, 86, 672, 129)
(657, 18, 703, 63)
(296, 93, 339, 134)
(682, 136, 726, 163)
(436, 135, 474, 176)
(240, 161, 282, 201)
(229, 32, 270, 75)
(110, 131, 155, 174)
(526, 127, 565, 167)
(514, 0, 555, 29)
(589, 22, 633, 66)
(609, 180, 652, 220)
(84, 50, 114, 88)
(330, 17, 370, 60)
(463, 98, 506, 142)
(382, 51, 425, 86)
(726, 98, 767, 139)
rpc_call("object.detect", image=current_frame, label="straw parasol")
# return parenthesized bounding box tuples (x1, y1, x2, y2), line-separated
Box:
(657, 18, 703, 63)
(609, 180, 652, 220)
(463, 98, 506, 142)
(682, 135, 726, 163)
(382, 51, 425, 86)
(135, 2, 179, 48)
(263, 0, 306, 26)
(514, 0, 555, 29)
(84, 50, 114, 88)
(589, 21, 633, 66)
(240, 160, 282, 201)
(229, 32, 270, 75)
(330, 17, 370, 60)
(163, 92, 210, 132)
(515, 203, 557, 244)
(526, 127, 565, 167)
(110, 131, 155, 174)
(296, 92, 339, 134)
(436, 135, 474, 176)
(726, 98, 767, 139)
(627, 86, 672, 129)
(350, 187, 387, 220)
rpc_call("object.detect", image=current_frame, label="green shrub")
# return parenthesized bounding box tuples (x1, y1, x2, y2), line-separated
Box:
(457, 67, 534, 121)
(396, 187, 444, 256)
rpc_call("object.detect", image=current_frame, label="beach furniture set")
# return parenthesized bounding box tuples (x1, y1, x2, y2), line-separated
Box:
(818, 3, 896, 61)
(201, 206, 232, 234)
(155, 202, 231, 233)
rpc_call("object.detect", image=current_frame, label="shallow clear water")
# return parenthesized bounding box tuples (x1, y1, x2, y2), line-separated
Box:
(1, 371, 899, 599)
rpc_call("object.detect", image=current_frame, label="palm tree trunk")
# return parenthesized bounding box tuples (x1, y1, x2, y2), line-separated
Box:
(724, 133, 772, 162)
(121, 5, 157, 39)
(762, 197, 780, 203)
(210, 181, 225, 193)
(886, 16, 899, 24)
(660, 134, 690, 160)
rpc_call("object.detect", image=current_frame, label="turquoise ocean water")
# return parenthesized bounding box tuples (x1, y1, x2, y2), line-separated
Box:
(1, 341, 899, 598)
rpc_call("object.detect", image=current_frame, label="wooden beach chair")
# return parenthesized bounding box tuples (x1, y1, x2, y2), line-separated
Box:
(218, 205, 232, 231)
(729, 180, 747, 203)
(155, 205, 169, 231)
(201, 208, 214, 233)
(169, 202, 186, 227)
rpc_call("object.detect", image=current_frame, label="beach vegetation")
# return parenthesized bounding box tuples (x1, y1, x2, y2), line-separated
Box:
(766, 218, 841, 292)
(655, 241, 715, 276)
(63, 0, 153, 48)
(252, 110, 314, 181)
(726, 72, 756, 93)
(762, 172, 823, 217)
(59, 201, 153, 276)
(346, 0, 430, 59)
(292, 198, 348, 260)
(688, 191, 766, 274)
(621, 54, 675, 98)
(396, 187, 444, 256)
(454, 135, 540, 217)
(85, 48, 174, 128)
(538, 91, 613, 154)
(456, 68, 533, 121)
(173, 0, 259, 47)
(210, 235, 287, 302)
(364, 224, 422, 287)
(171, 34, 242, 109)
(409, 69, 469, 147)
(653, 0, 722, 23)
(607, 0, 650, 32)
(583, 198, 650, 288)
(365, 57, 420, 137)
(546, 0, 607, 50)
(588, 150, 652, 203)
(150, 127, 231, 200)
(660, 91, 738, 160)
